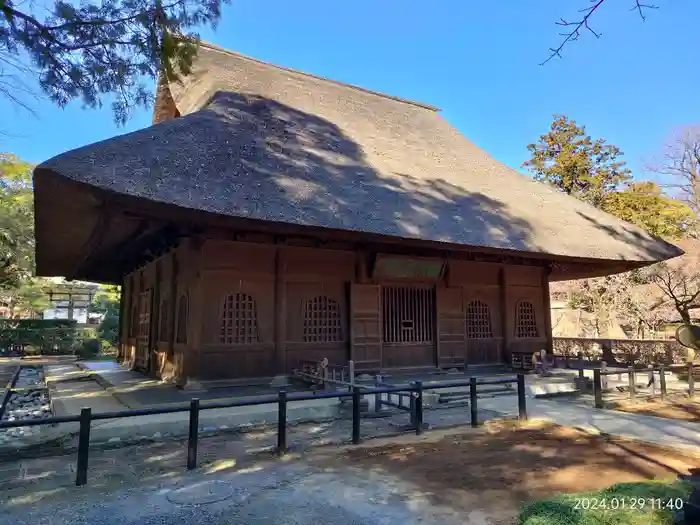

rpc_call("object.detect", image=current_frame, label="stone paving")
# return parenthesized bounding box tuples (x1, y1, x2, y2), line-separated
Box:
(0, 366, 51, 446)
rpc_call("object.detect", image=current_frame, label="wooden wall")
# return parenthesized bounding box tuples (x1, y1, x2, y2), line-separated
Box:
(119, 240, 198, 384)
(504, 265, 550, 357)
(197, 241, 355, 379)
(120, 237, 552, 382)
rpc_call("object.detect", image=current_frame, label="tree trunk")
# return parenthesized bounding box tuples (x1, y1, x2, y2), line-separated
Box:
(680, 308, 692, 325)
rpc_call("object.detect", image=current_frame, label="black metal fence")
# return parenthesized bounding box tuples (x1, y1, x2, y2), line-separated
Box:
(590, 363, 698, 409)
(0, 365, 21, 420)
(0, 374, 528, 487)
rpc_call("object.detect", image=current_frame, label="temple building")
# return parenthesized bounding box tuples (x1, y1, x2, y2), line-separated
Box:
(32, 42, 682, 385)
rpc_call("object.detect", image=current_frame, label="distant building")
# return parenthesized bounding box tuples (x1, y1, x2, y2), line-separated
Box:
(40, 279, 100, 325)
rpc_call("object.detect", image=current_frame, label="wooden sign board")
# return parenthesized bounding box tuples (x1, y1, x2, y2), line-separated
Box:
(372, 255, 445, 281)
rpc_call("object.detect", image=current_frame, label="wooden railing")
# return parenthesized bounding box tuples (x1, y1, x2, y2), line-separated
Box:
(552, 337, 688, 366)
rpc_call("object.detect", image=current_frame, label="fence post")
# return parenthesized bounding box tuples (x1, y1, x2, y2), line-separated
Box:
(414, 381, 424, 435)
(689, 364, 696, 398)
(352, 386, 361, 444)
(659, 366, 667, 401)
(322, 366, 329, 390)
(593, 369, 603, 409)
(374, 374, 382, 413)
(75, 407, 92, 486)
(277, 390, 287, 455)
(187, 398, 200, 470)
(409, 386, 417, 428)
(348, 360, 355, 391)
(470, 376, 478, 427)
(517, 374, 527, 420)
(601, 361, 608, 390)
(628, 366, 636, 402)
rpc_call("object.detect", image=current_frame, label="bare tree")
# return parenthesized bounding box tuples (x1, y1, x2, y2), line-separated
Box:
(640, 238, 700, 325)
(543, 0, 658, 65)
(650, 127, 700, 221)
(648, 263, 700, 325)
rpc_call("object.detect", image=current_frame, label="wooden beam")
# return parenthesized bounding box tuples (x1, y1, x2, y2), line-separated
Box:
(117, 278, 127, 361)
(356, 250, 369, 283)
(274, 247, 287, 374)
(542, 265, 553, 353)
(499, 267, 510, 362)
(149, 261, 162, 377)
(117, 224, 181, 274)
(187, 237, 204, 381)
(167, 252, 178, 368)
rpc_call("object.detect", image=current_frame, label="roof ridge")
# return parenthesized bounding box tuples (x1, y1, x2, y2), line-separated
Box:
(198, 41, 441, 113)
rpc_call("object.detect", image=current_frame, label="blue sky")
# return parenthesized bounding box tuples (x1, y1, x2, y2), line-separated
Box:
(1, 0, 698, 184)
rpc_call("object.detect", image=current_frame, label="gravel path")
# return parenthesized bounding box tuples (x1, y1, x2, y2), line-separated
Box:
(0, 454, 467, 525)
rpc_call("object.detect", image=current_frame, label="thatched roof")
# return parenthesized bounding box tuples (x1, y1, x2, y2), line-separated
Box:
(33, 42, 682, 280)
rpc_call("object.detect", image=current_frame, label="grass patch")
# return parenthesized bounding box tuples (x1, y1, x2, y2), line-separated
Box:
(519, 479, 690, 525)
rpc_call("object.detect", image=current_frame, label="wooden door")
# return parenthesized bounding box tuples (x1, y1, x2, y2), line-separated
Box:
(349, 283, 382, 370)
(381, 285, 436, 368)
(437, 286, 465, 367)
(135, 289, 152, 372)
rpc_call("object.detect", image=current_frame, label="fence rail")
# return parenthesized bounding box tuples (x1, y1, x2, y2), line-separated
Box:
(589, 363, 698, 409)
(553, 337, 687, 366)
(0, 365, 21, 420)
(0, 374, 528, 487)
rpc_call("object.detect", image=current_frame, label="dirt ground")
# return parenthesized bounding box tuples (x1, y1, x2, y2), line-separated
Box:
(608, 393, 700, 422)
(312, 420, 700, 524)
(2, 420, 699, 524)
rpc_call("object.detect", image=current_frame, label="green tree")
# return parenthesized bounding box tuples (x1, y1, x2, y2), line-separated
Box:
(1, 279, 50, 317)
(523, 115, 632, 208)
(1, 0, 229, 123)
(92, 285, 120, 346)
(602, 181, 695, 239)
(0, 153, 34, 289)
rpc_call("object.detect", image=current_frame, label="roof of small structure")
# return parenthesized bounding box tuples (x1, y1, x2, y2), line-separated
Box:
(33, 42, 682, 280)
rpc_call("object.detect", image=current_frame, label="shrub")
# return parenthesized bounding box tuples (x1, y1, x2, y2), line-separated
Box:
(0, 319, 88, 355)
(74, 338, 100, 360)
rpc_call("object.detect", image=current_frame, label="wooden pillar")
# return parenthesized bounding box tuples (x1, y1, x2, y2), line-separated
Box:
(357, 250, 369, 283)
(274, 248, 287, 374)
(542, 265, 553, 354)
(350, 250, 370, 363)
(188, 237, 204, 381)
(117, 277, 128, 362)
(499, 266, 510, 363)
(148, 261, 162, 377)
(168, 252, 180, 379)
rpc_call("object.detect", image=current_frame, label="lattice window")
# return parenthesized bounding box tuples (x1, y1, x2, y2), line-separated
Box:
(220, 293, 259, 344)
(382, 286, 435, 344)
(158, 297, 169, 342)
(515, 301, 538, 338)
(303, 296, 342, 343)
(466, 300, 492, 338)
(176, 295, 188, 344)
